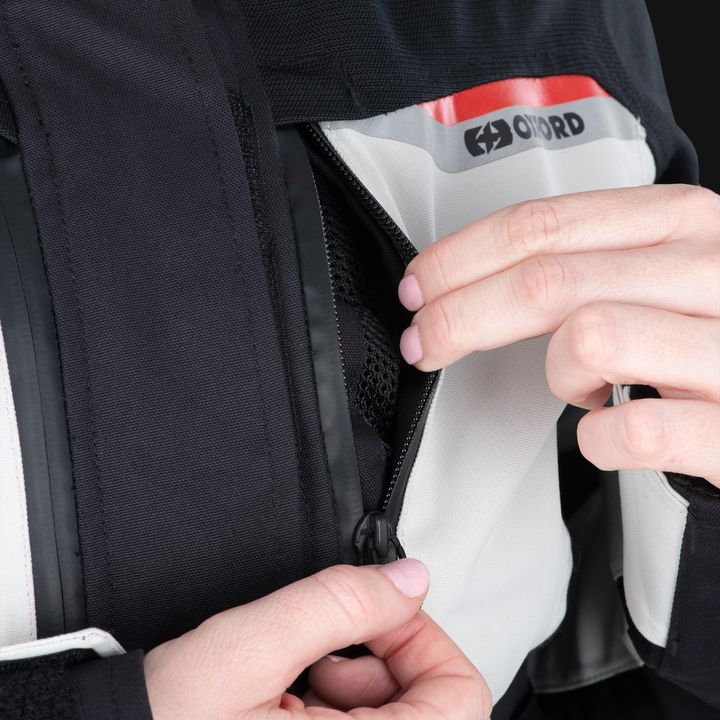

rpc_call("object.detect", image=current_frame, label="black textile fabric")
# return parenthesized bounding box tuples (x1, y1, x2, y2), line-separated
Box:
(645, 669, 720, 720)
(0, 1, 323, 651)
(238, 0, 696, 180)
(620, 391, 720, 709)
(73, 651, 153, 720)
(0, 650, 151, 720)
(195, 0, 341, 572)
(646, 474, 720, 708)
(535, 669, 664, 719)
(0, 651, 90, 720)
(492, 663, 534, 720)
(535, 668, 720, 720)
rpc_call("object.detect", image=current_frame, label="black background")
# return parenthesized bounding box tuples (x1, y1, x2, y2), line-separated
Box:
(646, 2, 717, 191)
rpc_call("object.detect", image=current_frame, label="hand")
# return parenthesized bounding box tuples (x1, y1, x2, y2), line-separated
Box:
(398, 185, 720, 485)
(144, 559, 490, 719)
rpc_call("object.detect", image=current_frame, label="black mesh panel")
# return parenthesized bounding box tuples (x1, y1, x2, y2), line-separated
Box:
(313, 162, 406, 512)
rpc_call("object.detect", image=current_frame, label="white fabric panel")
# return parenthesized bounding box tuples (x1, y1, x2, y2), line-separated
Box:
(323, 119, 656, 700)
(614, 385, 688, 649)
(403, 388, 571, 696)
(0, 628, 124, 661)
(320, 132, 655, 250)
(0, 318, 37, 647)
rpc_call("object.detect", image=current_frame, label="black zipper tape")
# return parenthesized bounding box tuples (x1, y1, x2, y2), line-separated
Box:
(0, 136, 84, 635)
(303, 123, 440, 540)
(277, 126, 364, 565)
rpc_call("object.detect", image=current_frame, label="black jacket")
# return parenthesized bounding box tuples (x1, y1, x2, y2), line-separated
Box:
(0, 2, 714, 718)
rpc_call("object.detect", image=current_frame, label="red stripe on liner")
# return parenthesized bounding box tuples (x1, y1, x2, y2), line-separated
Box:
(420, 75, 611, 126)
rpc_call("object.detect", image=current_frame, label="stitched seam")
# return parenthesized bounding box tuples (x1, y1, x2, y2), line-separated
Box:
(259, 48, 595, 73)
(0, 3, 114, 632)
(162, 0, 282, 584)
(338, 59, 366, 115)
(231, 96, 319, 571)
(661, 510, 695, 662)
(258, 53, 336, 70)
(0, 94, 17, 142)
(16, 171, 89, 628)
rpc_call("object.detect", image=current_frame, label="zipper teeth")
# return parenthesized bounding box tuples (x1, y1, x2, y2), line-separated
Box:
(305, 122, 439, 514)
(381, 374, 436, 511)
(304, 124, 417, 263)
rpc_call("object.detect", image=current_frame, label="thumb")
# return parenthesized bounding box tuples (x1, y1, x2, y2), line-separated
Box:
(206, 558, 429, 701)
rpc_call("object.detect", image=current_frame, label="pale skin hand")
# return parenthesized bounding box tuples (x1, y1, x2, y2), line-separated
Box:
(144, 558, 491, 720)
(144, 184, 718, 719)
(398, 184, 720, 486)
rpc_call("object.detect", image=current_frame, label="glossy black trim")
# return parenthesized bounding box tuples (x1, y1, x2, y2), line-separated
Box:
(0, 137, 84, 636)
(277, 126, 364, 564)
(301, 124, 439, 530)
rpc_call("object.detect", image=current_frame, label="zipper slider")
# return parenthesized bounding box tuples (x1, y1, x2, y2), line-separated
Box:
(353, 511, 406, 565)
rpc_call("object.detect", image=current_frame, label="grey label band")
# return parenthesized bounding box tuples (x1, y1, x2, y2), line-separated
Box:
(324, 96, 643, 174)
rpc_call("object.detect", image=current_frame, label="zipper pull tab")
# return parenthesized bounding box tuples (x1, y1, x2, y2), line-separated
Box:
(353, 511, 406, 565)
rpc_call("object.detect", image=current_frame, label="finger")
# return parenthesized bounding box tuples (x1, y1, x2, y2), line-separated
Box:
(202, 559, 429, 702)
(405, 242, 720, 371)
(306, 610, 492, 718)
(547, 304, 720, 409)
(401, 184, 719, 308)
(280, 692, 306, 712)
(361, 611, 492, 719)
(302, 690, 335, 710)
(578, 399, 720, 486)
(300, 614, 492, 720)
(307, 655, 400, 710)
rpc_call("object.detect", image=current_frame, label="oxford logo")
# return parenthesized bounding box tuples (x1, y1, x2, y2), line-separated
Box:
(464, 119, 513, 156)
(464, 112, 585, 157)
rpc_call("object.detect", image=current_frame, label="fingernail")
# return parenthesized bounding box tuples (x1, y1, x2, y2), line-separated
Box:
(379, 558, 429, 598)
(325, 654, 347, 663)
(400, 325, 423, 365)
(398, 274, 424, 311)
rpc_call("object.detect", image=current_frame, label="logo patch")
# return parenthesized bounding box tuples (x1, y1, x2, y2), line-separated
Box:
(464, 111, 585, 157)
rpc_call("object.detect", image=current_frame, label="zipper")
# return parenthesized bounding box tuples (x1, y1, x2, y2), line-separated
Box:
(303, 124, 417, 263)
(381, 374, 437, 525)
(351, 371, 436, 564)
(278, 126, 365, 565)
(302, 123, 440, 566)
